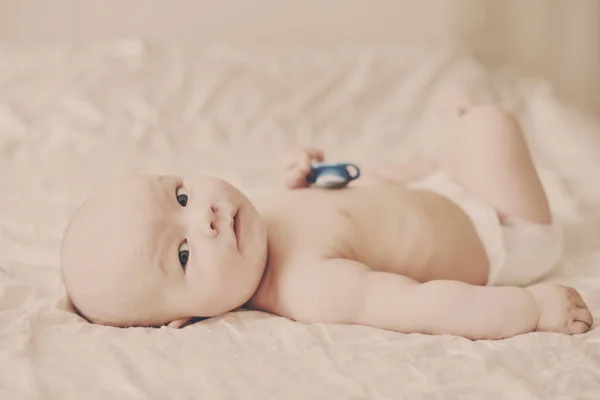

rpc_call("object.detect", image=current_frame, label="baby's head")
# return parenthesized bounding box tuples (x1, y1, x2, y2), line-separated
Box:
(61, 174, 268, 328)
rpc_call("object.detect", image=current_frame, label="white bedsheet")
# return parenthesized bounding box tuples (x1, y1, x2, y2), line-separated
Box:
(1, 41, 600, 399)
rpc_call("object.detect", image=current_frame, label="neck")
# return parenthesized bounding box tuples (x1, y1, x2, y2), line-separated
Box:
(244, 243, 272, 312)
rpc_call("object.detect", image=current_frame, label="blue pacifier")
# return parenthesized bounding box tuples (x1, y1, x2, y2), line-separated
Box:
(306, 162, 361, 189)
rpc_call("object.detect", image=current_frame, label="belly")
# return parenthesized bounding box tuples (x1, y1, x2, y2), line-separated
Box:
(341, 186, 490, 285)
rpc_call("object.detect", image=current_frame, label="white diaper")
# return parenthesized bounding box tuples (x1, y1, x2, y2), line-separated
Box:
(408, 172, 563, 286)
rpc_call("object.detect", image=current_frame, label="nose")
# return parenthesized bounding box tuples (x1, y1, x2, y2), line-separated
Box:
(205, 206, 218, 237)
(185, 205, 217, 237)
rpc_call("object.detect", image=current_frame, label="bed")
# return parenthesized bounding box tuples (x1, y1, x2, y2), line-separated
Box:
(1, 41, 600, 399)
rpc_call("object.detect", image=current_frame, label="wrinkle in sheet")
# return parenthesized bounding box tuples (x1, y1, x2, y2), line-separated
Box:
(0, 42, 599, 399)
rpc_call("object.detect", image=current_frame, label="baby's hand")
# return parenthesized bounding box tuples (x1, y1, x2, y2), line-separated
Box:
(526, 283, 593, 334)
(279, 148, 324, 189)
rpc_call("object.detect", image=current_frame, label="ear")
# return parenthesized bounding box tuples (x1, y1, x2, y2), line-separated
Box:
(167, 317, 191, 329)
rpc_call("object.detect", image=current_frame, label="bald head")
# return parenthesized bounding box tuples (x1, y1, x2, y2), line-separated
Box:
(61, 175, 167, 326)
(60, 173, 269, 328)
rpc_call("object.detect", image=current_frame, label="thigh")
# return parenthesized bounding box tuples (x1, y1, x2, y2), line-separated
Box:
(443, 105, 551, 224)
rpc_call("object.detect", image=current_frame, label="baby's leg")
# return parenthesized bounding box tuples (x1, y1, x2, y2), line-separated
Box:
(443, 105, 551, 224)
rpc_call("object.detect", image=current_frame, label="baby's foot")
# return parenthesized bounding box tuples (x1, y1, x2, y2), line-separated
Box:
(279, 148, 324, 189)
(526, 283, 593, 334)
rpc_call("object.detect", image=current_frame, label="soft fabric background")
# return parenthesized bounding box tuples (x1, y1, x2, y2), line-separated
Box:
(1, 2, 600, 399)
(0, 41, 600, 399)
(1, 0, 599, 115)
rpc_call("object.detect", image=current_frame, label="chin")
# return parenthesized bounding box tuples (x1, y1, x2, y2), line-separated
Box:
(204, 292, 255, 317)
(242, 211, 269, 283)
(235, 252, 269, 310)
(201, 258, 267, 318)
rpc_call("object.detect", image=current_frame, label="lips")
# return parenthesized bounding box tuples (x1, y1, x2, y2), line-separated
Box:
(233, 208, 240, 250)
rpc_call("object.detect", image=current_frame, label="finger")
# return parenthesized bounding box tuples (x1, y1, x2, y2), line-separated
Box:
(573, 308, 594, 328)
(282, 153, 310, 171)
(310, 149, 324, 162)
(280, 154, 299, 170)
(297, 153, 313, 171)
(301, 148, 323, 162)
(296, 166, 311, 179)
(570, 321, 591, 335)
(285, 175, 308, 189)
(286, 168, 310, 187)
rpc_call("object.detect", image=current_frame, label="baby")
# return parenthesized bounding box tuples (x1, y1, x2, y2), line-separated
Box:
(61, 105, 594, 340)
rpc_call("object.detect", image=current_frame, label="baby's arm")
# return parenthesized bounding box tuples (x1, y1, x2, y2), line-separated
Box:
(279, 148, 324, 189)
(279, 259, 592, 340)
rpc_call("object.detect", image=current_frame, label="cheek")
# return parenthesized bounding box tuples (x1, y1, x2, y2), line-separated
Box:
(208, 250, 246, 279)
(185, 255, 248, 308)
(187, 248, 244, 285)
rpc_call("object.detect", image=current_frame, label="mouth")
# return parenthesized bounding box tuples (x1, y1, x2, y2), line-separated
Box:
(233, 209, 240, 250)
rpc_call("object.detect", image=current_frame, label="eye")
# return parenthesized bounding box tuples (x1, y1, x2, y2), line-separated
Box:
(178, 241, 190, 269)
(176, 186, 188, 207)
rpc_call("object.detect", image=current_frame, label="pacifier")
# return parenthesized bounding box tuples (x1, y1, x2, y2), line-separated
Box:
(306, 162, 361, 189)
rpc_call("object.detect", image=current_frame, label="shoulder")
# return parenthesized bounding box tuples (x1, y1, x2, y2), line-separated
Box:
(249, 257, 370, 323)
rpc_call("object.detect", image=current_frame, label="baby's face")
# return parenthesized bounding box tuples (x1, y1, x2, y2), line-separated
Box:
(61, 174, 268, 327)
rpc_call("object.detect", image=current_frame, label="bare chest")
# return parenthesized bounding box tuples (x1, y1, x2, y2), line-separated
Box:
(249, 185, 489, 313)
(261, 186, 417, 263)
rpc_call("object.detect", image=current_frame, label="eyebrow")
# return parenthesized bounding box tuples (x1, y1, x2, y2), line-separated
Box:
(144, 180, 173, 278)
(152, 209, 173, 279)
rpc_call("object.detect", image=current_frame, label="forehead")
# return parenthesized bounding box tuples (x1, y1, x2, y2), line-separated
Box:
(92, 175, 186, 225)
(67, 176, 170, 274)
(93, 175, 168, 244)
(61, 175, 185, 322)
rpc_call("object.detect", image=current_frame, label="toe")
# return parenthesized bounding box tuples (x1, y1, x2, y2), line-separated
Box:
(570, 321, 591, 335)
(574, 308, 594, 329)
